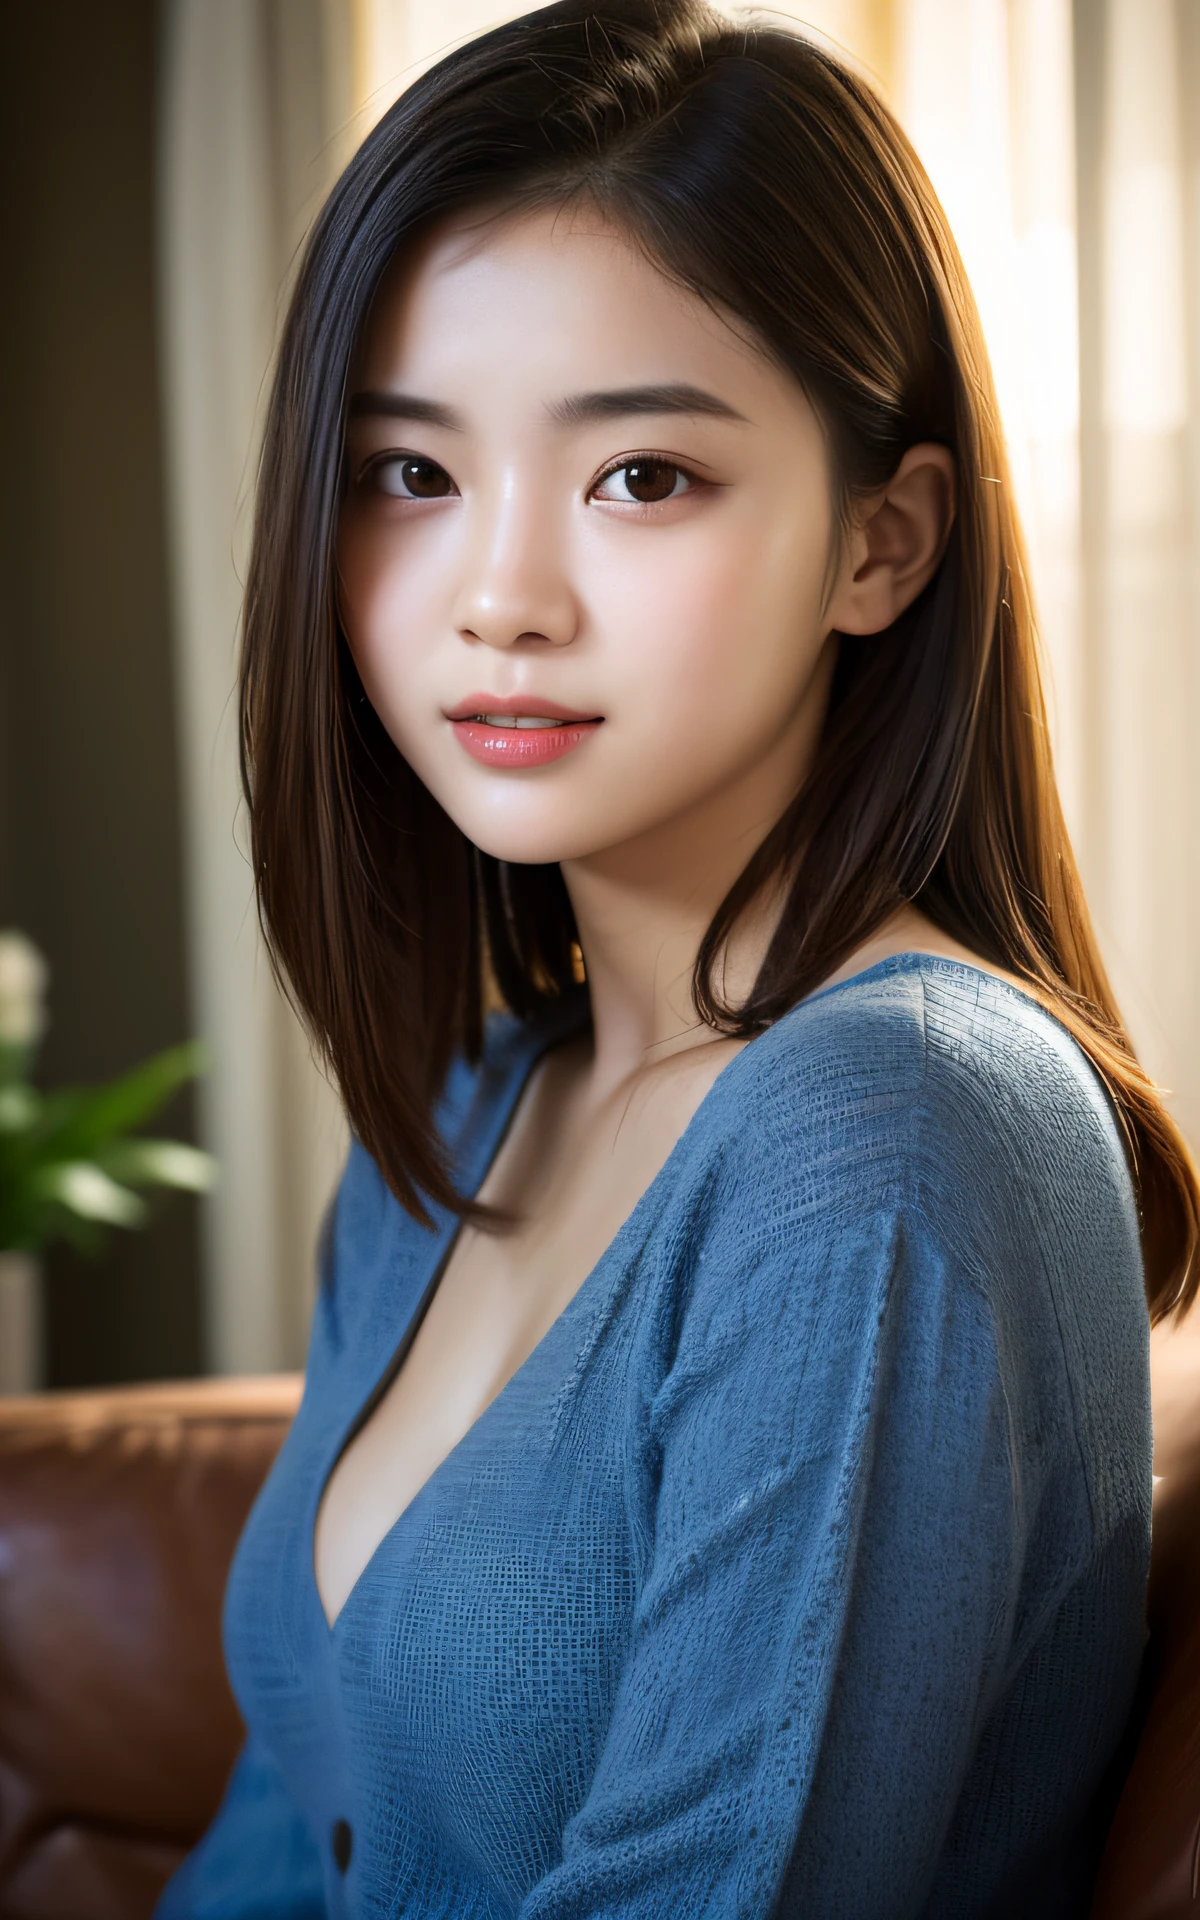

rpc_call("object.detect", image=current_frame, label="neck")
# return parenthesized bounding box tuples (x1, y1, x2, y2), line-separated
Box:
(554, 634, 840, 1102)
(559, 785, 785, 1102)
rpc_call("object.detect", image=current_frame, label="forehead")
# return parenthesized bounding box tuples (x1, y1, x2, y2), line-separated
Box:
(355, 201, 786, 408)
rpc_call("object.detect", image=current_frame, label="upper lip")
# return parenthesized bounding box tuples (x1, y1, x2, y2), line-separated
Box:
(444, 693, 603, 722)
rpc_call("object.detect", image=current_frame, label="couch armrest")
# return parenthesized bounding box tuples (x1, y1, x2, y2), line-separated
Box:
(0, 1375, 302, 1920)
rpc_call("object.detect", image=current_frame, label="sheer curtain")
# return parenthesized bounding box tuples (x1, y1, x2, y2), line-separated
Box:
(158, 0, 354, 1373)
(158, 0, 1200, 1372)
(1078, 0, 1200, 1135)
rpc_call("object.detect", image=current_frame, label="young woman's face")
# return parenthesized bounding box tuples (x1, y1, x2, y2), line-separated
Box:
(337, 203, 847, 870)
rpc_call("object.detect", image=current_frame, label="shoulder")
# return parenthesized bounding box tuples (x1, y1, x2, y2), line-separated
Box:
(687, 953, 1140, 1285)
(720, 952, 1120, 1128)
(670, 958, 1148, 1482)
(652, 959, 1150, 1632)
(911, 955, 1129, 1168)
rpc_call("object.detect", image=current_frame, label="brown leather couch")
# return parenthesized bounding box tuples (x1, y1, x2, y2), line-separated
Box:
(0, 1347, 1196, 1920)
(0, 1376, 301, 1919)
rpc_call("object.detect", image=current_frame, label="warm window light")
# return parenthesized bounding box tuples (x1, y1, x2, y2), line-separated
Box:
(1102, 0, 1186, 437)
(887, 0, 1084, 830)
(349, 0, 517, 119)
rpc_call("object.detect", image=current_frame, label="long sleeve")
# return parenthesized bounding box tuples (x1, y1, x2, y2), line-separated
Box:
(154, 1735, 326, 1920)
(518, 1199, 1025, 1920)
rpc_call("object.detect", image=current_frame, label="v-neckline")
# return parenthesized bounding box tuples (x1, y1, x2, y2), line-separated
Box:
(313, 990, 594, 1638)
(311, 950, 1040, 1638)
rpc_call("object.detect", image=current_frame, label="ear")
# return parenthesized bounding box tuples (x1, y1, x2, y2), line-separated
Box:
(825, 442, 956, 636)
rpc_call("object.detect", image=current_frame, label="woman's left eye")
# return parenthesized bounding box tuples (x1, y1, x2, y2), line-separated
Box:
(590, 459, 693, 505)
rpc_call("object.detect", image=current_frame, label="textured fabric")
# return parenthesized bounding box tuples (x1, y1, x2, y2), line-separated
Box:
(156, 1738, 326, 1920)
(156, 955, 1152, 1919)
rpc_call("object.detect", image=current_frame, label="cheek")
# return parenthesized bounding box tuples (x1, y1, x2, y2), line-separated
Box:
(581, 501, 830, 727)
(336, 512, 452, 726)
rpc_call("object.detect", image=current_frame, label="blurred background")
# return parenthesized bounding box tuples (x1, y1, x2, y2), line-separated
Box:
(1, 0, 1196, 1388)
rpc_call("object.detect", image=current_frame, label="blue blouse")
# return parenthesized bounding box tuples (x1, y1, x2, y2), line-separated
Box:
(157, 955, 1151, 1919)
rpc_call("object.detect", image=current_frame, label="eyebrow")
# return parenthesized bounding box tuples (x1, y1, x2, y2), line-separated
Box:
(546, 382, 748, 426)
(347, 391, 463, 428)
(346, 381, 747, 430)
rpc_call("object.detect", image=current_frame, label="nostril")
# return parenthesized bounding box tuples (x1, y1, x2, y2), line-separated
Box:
(461, 625, 558, 647)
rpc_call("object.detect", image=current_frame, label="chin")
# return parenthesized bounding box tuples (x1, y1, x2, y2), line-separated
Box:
(460, 824, 595, 867)
(448, 795, 630, 868)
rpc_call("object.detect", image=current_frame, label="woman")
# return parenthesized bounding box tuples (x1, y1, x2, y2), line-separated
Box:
(158, 2, 1197, 1914)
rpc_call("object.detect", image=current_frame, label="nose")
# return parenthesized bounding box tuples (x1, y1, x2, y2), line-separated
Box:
(451, 475, 578, 650)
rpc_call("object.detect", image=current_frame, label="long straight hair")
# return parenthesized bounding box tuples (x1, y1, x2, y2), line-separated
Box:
(241, 0, 1199, 1320)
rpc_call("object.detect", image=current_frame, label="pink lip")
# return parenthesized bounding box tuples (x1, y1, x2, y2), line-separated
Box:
(445, 693, 604, 769)
(444, 693, 601, 722)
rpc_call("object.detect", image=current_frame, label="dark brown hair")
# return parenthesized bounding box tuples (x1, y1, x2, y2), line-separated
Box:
(242, 0, 1199, 1319)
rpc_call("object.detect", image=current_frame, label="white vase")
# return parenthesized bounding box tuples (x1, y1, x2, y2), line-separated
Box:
(0, 1251, 41, 1393)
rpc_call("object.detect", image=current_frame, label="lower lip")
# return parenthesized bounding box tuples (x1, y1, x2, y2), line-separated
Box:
(450, 720, 602, 767)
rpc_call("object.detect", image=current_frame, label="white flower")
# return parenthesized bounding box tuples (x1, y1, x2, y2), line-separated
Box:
(0, 932, 49, 1048)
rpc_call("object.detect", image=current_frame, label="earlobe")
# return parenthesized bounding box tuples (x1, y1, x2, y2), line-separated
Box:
(828, 442, 956, 636)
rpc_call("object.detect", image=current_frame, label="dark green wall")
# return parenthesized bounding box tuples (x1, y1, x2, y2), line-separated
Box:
(0, 1, 203, 1384)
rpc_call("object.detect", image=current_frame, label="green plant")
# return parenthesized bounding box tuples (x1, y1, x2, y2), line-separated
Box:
(0, 931, 215, 1255)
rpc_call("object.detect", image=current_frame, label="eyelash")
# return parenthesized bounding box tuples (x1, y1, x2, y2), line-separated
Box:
(587, 454, 701, 505)
(357, 452, 455, 501)
(355, 449, 705, 506)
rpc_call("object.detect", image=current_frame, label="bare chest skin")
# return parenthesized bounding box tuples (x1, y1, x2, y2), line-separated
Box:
(313, 1027, 749, 1628)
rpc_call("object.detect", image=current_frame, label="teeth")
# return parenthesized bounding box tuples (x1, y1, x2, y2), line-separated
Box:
(477, 714, 562, 729)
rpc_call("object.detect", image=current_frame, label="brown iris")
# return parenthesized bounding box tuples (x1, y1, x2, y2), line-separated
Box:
(618, 459, 680, 502)
(374, 455, 454, 499)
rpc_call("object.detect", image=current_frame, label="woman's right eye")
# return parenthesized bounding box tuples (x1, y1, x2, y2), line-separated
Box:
(367, 455, 456, 500)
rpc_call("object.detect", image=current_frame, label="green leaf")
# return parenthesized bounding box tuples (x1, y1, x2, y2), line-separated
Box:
(34, 1162, 147, 1227)
(97, 1137, 216, 1193)
(39, 1041, 208, 1159)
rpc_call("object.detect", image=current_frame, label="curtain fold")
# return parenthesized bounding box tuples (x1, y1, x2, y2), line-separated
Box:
(158, 0, 350, 1373)
(1081, 0, 1197, 1125)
